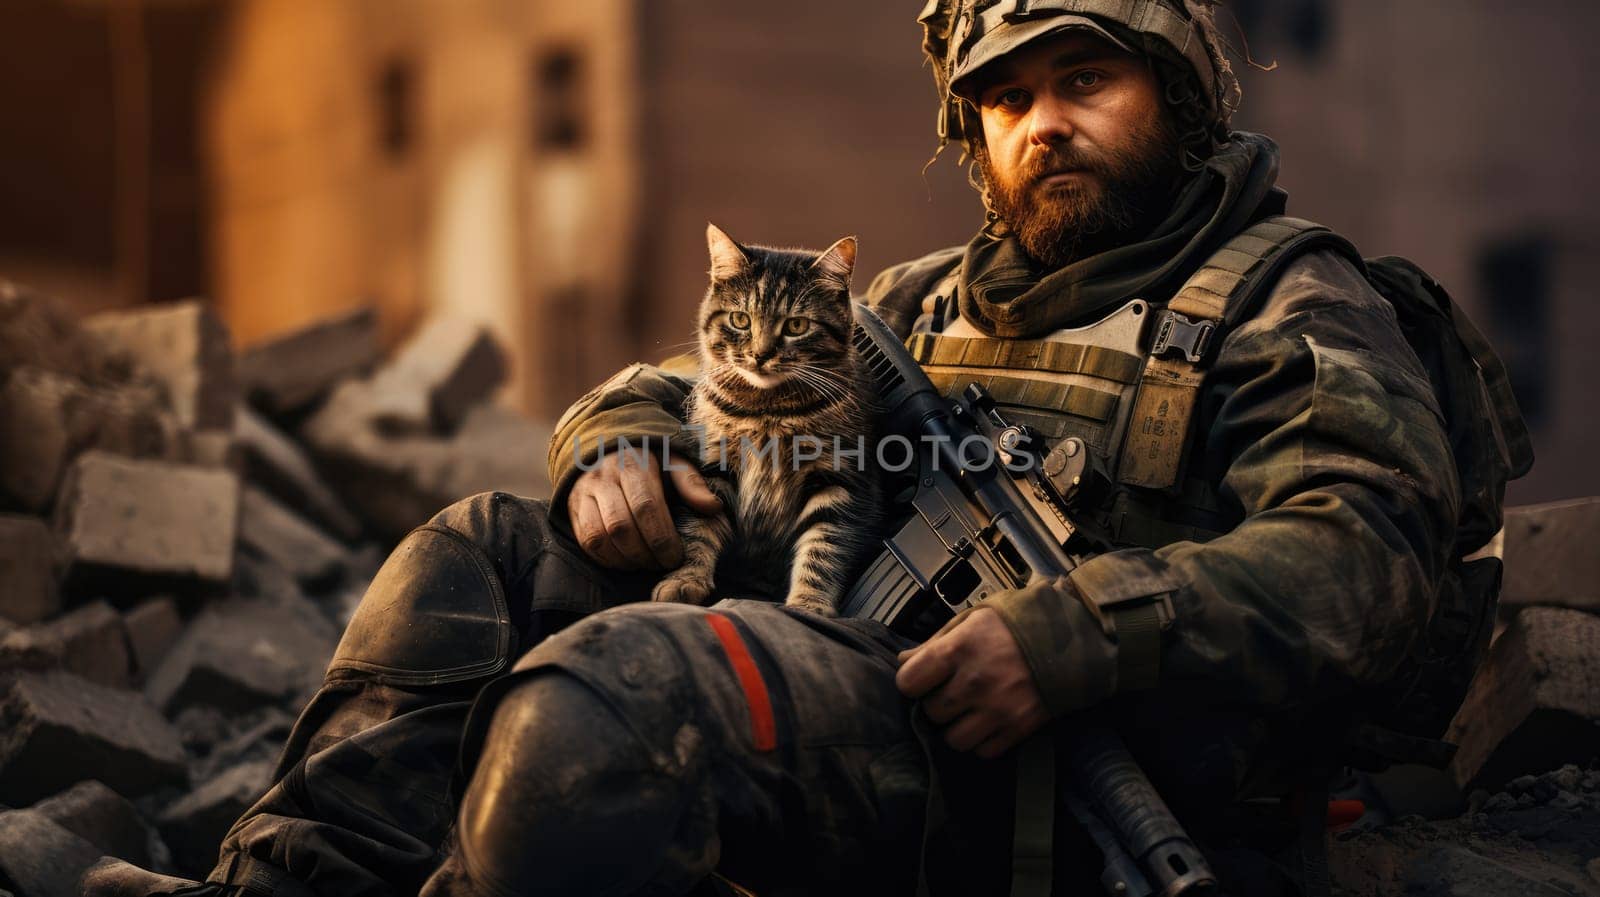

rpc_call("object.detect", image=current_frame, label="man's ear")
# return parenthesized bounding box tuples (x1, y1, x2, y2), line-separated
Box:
(811, 236, 857, 290)
(706, 223, 749, 281)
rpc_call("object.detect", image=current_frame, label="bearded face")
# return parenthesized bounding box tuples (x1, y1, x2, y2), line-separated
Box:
(977, 108, 1183, 269)
(964, 31, 1189, 270)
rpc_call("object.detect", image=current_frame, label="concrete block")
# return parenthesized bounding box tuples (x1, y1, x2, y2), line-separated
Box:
(0, 600, 131, 687)
(234, 405, 362, 541)
(0, 671, 187, 805)
(144, 594, 336, 716)
(237, 307, 380, 415)
(1446, 606, 1600, 791)
(31, 779, 153, 866)
(0, 368, 176, 512)
(1500, 497, 1600, 613)
(0, 808, 106, 897)
(85, 301, 236, 431)
(0, 515, 59, 625)
(55, 451, 240, 592)
(237, 486, 348, 592)
(157, 759, 274, 875)
(369, 317, 507, 435)
(123, 598, 183, 682)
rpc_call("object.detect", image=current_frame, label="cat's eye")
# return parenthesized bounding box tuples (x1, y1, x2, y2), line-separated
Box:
(728, 311, 751, 329)
(782, 317, 810, 336)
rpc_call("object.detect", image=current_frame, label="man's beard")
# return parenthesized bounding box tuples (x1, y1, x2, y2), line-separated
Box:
(980, 116, 1184, 270)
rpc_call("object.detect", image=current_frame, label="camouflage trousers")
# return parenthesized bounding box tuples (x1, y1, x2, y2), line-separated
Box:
(207, 493, 1308, 897)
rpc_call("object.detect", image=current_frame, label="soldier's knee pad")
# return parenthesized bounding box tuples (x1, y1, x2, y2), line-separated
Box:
(329, 519, 513, 687)
(455, 673, 687, 896)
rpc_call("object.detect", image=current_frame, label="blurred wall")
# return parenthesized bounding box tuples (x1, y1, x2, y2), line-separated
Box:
(1231, 0, 1600, 503)
(0, 0, 1593, 503)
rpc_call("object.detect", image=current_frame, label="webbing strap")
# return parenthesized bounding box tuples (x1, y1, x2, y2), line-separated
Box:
(926, 371, 1121, 423)
(1111, 602, 1165, 692)
(907, 332, 1143, 383)
(1119, 217, 1333, 489)
(1011, 737, 1056, 897)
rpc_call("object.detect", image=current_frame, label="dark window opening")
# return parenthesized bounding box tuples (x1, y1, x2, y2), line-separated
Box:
(1478, 235, 1553, 427)
(534, 46, 587, 152)
(1229, 0, 1332, 63)
(377, 58, 415, 158)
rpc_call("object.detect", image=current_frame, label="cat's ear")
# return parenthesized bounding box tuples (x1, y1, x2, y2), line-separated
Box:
(706, 223, 750, 282)
(811, 236, 857, 291)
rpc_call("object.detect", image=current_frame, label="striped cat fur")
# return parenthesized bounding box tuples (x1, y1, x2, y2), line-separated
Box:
(651, 224, 883, 616)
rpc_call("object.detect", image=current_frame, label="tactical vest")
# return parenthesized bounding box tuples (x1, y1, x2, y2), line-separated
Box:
(906, 216, 1534, 770)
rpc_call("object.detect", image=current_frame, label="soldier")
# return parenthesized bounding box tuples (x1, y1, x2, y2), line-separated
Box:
(88, 1, 1522, 896)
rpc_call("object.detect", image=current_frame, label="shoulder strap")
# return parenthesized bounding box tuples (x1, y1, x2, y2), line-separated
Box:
(1119, 216, 1356, 489)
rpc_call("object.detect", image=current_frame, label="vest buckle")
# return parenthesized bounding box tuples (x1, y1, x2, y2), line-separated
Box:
(1151, 310, 1216, 364)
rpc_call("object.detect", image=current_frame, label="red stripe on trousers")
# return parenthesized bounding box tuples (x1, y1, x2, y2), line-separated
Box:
(705, 613, 777, 752)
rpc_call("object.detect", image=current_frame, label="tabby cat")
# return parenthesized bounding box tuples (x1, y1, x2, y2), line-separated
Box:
(651, 224, 882, 616)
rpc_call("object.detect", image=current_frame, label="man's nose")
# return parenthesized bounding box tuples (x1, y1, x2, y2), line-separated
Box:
(1028, 92, 1075, 147)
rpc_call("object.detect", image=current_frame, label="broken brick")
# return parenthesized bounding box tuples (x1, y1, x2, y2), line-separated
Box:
(237, 306, 380, 415)
(30, 779, 154, 867)
(1446, 606, 1600, 792)
(0, 670, 187, 805)
(85, 301, 237, 432)
(55, 451, 240, 593)
(369, 316, 507, 435)
(237, 486, 349, 592)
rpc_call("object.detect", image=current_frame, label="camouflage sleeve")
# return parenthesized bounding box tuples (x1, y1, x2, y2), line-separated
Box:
(986, 250, 1462, 718)
(544, 362, 700, 520)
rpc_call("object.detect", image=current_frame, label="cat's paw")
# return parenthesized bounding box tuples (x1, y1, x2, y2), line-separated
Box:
(652, 573, 715, 606)
(785, 593, 840, 618)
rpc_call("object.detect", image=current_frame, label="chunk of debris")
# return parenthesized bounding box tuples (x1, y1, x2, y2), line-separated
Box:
(234, 404, 363, 541)
(0, 670, 187, 805)
(1500, 497, 1600, 613)
(237, 486, 349, 592)
(85, 301, 237, 431)
(31, 779, 155, 867)
(369, 316, 507, 435)
(0, 600, 131, 688)
(0, 808, 107, 897)
(55, 451, 240, 594)
(144, 594, 336, 716)
(236, 306, 380, 415)
(1446, 606, 1600, 791)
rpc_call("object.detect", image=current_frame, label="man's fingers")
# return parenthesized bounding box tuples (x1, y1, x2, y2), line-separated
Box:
(942, 711, 999, 754)
(895, 640, 956, 698)
(973, 727, 1026, 760)
(593, 486, 658, 570)
(619, 452, 683, 569)
(573, 494, 630, 570)
(667, 458, 724, 516)
(921, 685, 970, 725)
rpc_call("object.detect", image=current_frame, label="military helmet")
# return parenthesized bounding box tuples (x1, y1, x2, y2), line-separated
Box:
(920, 0, 1224, 147)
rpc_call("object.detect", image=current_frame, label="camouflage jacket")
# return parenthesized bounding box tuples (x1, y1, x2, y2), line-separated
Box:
(544, 238, 1461, 739)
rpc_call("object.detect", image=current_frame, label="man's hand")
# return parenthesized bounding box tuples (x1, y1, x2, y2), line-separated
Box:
(568, 447, 722, 571)
(895, 607, 1048, 759)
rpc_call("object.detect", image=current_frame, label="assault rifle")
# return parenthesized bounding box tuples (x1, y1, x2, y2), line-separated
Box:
(841, 304, 1216, 897)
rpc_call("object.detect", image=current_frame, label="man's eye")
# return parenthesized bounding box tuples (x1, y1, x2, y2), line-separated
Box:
(1072, 71, 1102, 88)
(995, 88, 1029, 108)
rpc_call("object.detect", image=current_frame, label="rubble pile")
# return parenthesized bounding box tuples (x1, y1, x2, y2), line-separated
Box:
(1330, 496, 1600, 896)
(0, 281, 549, 894)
